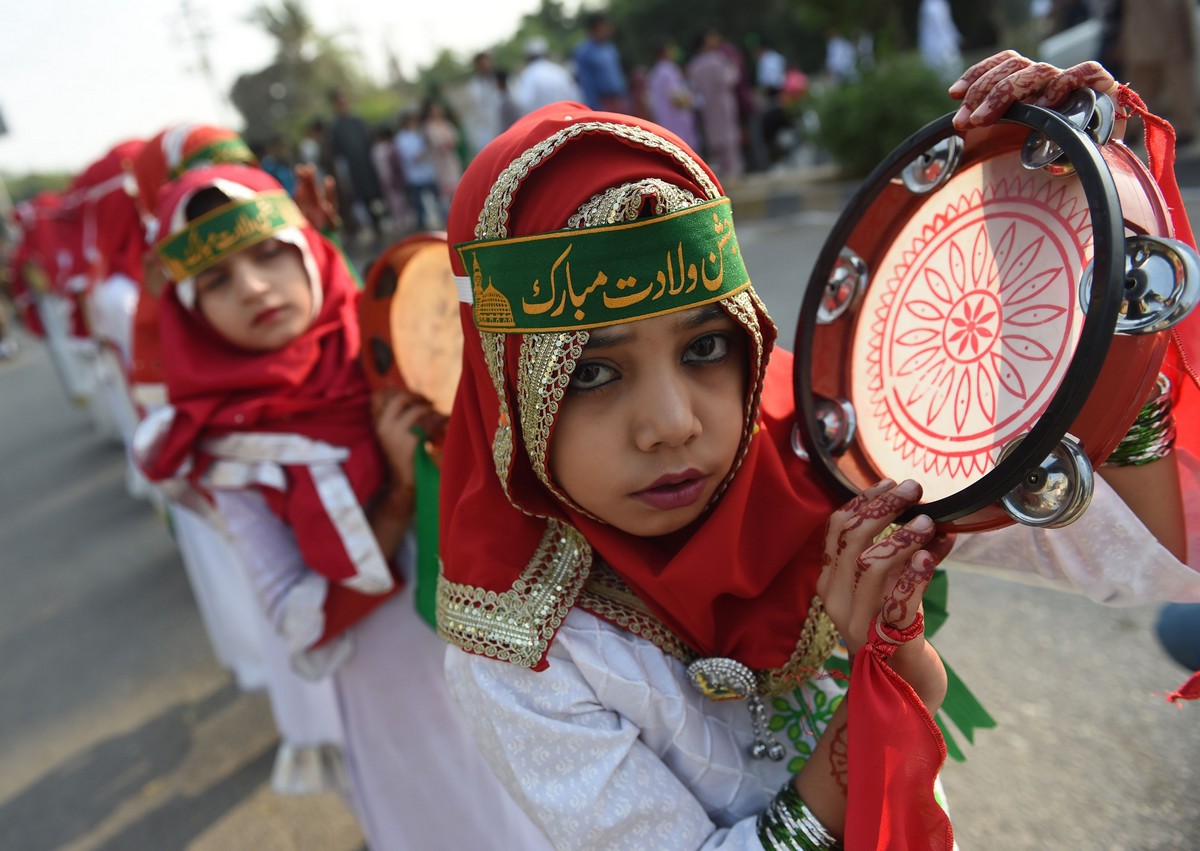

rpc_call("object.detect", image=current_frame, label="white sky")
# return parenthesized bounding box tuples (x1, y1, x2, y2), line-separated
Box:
(0, 0, 575, 174)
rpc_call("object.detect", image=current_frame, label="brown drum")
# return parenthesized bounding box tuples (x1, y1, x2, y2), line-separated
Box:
(795, 94, 1199, 532)
(359, 232, 463, 456)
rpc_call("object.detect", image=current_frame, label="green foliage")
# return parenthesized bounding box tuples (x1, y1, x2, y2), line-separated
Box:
(1, 171, 72, 204)
(811, 53, 953, 177)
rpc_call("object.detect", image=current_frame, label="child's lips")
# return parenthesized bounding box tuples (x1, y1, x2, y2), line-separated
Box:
(631, 470, 709, 511)
(253, 305, 286, 326)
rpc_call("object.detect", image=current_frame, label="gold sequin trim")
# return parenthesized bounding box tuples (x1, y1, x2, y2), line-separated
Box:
(476, 122, 721, 240)
(437, 520, 593, 667)
(567, 178, 702, 228)
(578, 562, 698, 666)
(579, 563, 840, 697)
(518, 329, 588, 501)
(480, 330, 516, 493)
(758, 597, 840, 697)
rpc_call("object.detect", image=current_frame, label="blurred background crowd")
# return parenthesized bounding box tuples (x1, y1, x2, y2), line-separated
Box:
(6, 0, 1197, 272)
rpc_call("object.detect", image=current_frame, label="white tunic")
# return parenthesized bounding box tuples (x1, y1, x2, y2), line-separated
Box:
(443, 476, 1200, 850)
(214, 488, 554, 851)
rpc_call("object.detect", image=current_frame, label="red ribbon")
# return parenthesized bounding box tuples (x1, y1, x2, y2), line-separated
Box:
(845, 616, 953, 850)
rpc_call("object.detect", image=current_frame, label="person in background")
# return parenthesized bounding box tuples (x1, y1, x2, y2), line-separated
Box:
(328, 89, 385, 243)
(370, 123, 412, 234)
(463, 51, 503, 158)
(514, 36, 583, 115)
(297, 118, 327, 182)
(1116, 0, 1197, 145)
(572, 12, 630, 112)
(394, 110, 443, 230)
(919, 0, 965, 83)
(256, 136, 297, 197)
(688, 24, 745, 181)
(645, 35, 699, 152)
(494, 68, 523, 131)
(421, 98, 464, 218)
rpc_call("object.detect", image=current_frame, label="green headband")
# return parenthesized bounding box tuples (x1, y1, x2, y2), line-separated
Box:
(156, 191, 306, 282)
(456, 197, 750, 333)
(173, 137, 257, 177)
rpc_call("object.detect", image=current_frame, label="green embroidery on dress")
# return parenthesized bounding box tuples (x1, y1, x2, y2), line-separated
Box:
(769, 686, 846, 775)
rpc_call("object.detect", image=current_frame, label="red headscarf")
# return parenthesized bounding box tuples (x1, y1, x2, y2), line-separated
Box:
(440, 103, 837, 669)
(69, 139, 146, 285)
(139, 164, 395, 641)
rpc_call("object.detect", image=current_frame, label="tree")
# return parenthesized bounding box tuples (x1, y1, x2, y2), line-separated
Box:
(229, 1, 396, 148)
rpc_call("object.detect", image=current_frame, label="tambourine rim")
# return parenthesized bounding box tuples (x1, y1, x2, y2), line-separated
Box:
(793, 102, 1125, 524)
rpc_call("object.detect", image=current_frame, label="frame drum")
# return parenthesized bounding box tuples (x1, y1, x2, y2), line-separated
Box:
(795, 97, 1198, 531)
(359, 232, 463, 453)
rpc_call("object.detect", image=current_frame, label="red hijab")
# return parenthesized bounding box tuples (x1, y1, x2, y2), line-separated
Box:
(70, 139, 146, 285)
(140, 165, 389, 601)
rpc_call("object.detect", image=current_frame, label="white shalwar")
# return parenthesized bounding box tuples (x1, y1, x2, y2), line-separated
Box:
(444, 477, 1200, 850)
(171, 499, 346, 796)
(213, 488, 554, 851)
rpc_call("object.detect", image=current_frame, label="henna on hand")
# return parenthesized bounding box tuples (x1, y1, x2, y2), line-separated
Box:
(881, 550, 937, 629)
(950, 50, 1118, 130)
(828, 723, 849, 795)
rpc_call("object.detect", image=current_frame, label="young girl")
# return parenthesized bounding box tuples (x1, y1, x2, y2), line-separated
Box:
(135, 164, 553, 850)
(435, 55, 1198, 849)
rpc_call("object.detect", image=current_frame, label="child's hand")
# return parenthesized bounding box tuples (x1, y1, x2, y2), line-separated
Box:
(947, 49, 1118, 130)
(817, 479, 951, 705)
(293, 164, 341, 232)
(372, 388, 434, 492)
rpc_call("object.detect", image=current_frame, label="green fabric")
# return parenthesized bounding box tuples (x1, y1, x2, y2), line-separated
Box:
(412, 432, 441, 629)
(324, 229, 365, 290)
(156, 191, 306, 281)
(175, 138, 256, 176)
(455, 197, 750, 333)
(925, 569, 997, 761)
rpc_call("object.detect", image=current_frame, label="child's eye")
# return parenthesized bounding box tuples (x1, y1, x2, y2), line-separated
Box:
(683, 332, 729, 364)
(568, 361, 619, 393)
(255, 240, 285, 260)
(196, 269, 229, 294)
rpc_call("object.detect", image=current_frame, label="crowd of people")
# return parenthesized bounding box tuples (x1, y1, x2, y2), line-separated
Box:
(2, 38, 1200, 851)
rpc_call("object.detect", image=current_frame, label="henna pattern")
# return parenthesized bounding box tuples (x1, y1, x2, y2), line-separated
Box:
(829, 723, 849, 795)
(853, 526, 929, 589)
(882, 551, 936, 628)
(952, 50, 1117, 129)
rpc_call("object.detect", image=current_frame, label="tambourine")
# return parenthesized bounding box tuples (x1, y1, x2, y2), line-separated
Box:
(795, 92, 1199, 532)
(359, 232, 463, 457)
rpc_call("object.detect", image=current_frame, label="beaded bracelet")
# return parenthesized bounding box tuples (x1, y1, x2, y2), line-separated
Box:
(1106, 374, 1176, 467)
(756, 781, 843, 850)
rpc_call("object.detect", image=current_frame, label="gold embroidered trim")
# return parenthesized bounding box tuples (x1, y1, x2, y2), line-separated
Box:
(437, 519, 593, 667)
(579, 564, 840, 697)
(759, 597, 840, 697)
(578, 562, 699, 666)
(567, 178, 702, 228)
(480, 330, 516, 495)
(518, 329, 588, 501)
(476, 121, 721, 240)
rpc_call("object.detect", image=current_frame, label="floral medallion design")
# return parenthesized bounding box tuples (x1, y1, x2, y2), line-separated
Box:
(851, 163, 1094, 500)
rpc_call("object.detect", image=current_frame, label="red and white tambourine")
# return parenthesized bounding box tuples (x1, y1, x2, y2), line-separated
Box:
(359, 232, 462, 457)
(795, 93, 1199, 532)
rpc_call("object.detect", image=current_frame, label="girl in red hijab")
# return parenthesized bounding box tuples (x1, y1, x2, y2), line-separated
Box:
(436, 55, 1199, 850)
(135, 164, 553, 851)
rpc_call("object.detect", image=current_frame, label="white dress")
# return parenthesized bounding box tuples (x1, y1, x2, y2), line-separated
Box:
(214, 488, 554, 851)
(443, 476, 1200, 850)
(171, 499, 347, 795)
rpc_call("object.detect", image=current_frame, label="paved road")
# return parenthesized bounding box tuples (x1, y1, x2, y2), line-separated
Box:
(2, 182, 1199, 850)
(0, 349, 364, 850)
